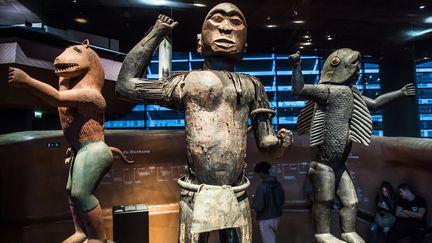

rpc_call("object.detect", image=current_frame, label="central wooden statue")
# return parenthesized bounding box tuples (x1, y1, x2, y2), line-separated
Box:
(116, 3, 293, 242)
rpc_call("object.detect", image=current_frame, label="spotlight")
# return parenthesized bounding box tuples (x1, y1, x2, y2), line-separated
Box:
(75, 17, 88, 24)
(265, 24, 278, 28)
(293, 20, 305, 24)
(193, 2, 206, 7)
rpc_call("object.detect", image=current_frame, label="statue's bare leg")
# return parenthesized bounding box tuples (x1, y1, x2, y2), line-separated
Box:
(309, 162, 346, 243)
(65, 160, 88, 243)
(68, 141, 113, 243)
(63, 204, 87, 243)
(337, 171, 364, 243)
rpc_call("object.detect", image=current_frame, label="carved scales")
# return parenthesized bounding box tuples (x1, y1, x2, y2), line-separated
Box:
(296, 87, 372, 146)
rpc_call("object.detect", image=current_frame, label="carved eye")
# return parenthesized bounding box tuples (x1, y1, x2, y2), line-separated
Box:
(331, 56, 340, 66)
(230, 17, 243, 26)
(73, 46, 82, 53)
(210, 14, 224, 23)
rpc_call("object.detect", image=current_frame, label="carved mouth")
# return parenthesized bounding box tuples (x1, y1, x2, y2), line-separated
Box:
(54, 63, 79, 73)
(214, 38, 235, 48)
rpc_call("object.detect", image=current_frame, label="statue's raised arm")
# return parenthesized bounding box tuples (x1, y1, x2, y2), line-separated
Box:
(116, 15, 179, 104)
(290, 52, 329, 103)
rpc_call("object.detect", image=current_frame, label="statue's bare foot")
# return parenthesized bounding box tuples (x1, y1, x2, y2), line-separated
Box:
(315, 233, 346, 243)
(62, 232, 87, 243)
(341, 232, 365, 243)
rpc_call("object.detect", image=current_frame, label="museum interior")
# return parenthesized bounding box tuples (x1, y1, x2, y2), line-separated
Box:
(1, 0, 432, 242)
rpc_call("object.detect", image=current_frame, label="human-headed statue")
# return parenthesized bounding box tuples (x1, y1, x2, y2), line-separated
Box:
(9, 39, 132, 243)
(199, 3, 247, 64)
(289, 49, 415, 243)
(115, 3, 293, 242)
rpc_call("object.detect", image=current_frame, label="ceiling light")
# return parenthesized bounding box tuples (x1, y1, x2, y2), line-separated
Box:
(293, 20, 305, 24)
(419, 5, 426, 9)
(425, 16, 432, 23)
(406, 28, 432, 37)
(301, 42, 312, 46)
(73, 0, 77, 3)
(303, 35, 311, 38)
(75, 17, 87, 24)
(193, 2, 206, 7)
(265, 24, 278, 28)
(299, 46, 304, 49)
(327, 37, 333, 40)
(140, 0, 196, 8)
(139, 0, 169, 6)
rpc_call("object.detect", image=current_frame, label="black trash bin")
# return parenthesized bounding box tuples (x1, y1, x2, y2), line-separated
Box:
(113, 204, 149, 243)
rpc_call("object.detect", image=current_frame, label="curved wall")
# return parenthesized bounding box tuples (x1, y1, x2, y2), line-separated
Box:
(0, 130, 431, 242)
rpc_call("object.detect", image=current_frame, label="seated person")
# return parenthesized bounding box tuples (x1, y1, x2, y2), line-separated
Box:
(387, 183, 427, 243)
(368, 181, 397, 243)
(375, 181, 397, 233)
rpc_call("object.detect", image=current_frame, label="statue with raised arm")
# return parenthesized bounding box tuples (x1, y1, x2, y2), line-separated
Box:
(289, 49, 415, 243)
(116, 4, 293, 242)
(8, 39, 132, 243)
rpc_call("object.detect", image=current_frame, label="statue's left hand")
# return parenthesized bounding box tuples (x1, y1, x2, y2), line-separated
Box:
(277, 128, 294, 148)
(8, 67, 30, 87)
(400, 83, 416, 96)
(272, 128, 293, 158)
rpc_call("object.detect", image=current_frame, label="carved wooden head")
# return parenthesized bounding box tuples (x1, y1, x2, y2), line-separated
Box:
(53, 39, 104, 89)
(319, 48, 361, 85)
(199, 2, 247, 62)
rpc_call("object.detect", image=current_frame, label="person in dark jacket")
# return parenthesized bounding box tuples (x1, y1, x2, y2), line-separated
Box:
(368, 181, 397, 243)
(375, 181, 397, 233)
(253, 161, 285, 243)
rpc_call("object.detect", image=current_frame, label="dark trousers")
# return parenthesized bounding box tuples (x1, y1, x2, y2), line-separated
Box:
(387, 221, 425, 243)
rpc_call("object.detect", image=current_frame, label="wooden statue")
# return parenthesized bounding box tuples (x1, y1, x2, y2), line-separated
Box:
(8, 39, 132, 243)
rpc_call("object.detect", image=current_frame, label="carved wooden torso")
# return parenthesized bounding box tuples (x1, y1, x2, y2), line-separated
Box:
(58, 82, 104, 152)
(182, 70, 256, 185)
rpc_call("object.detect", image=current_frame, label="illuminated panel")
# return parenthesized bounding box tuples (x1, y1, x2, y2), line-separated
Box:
(106, 53, 382, 135)
(416, 60, 432, 137)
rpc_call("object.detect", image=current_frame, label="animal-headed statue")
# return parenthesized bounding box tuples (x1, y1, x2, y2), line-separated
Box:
(290, 49, 415, 243)
(9, 39, 132, 243)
